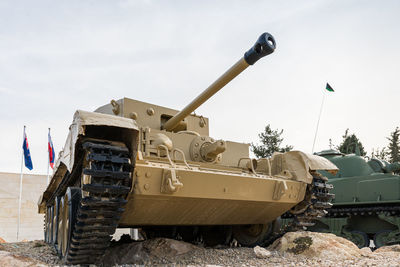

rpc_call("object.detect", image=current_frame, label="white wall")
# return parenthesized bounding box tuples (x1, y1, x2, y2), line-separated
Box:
(0, 172, 47, 242)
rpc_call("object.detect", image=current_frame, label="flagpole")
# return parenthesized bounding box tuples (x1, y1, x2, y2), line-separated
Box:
(17, 125, 25, 242)
(311, 90, 326, 153)
(47, 128, 50, 185)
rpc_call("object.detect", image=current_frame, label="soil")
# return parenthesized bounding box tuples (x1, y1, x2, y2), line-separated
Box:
(0, 233, 399, 267)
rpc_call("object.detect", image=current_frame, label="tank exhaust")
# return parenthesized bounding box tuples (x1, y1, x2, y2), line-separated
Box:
(162, 32, 276, 131)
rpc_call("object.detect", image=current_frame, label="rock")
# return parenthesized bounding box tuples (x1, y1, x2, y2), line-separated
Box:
(145, 238, 198, 257)
(374, 244, 400, 253)
(268, 231, 361, 260)
(0, 237, 5, 243)
(360, 247, 372, 256)
(253, 246, 272, 258)
(0, 250, 48, 267)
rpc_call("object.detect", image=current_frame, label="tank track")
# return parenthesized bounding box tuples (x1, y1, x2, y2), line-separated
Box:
(64, 141, 132, 265)
(327, 205, 400, 217)
(268, 173, 334, 244)
(290, 174, 334, 229)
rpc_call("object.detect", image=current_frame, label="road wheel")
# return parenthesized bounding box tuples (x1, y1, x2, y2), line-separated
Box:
(233, 223, 273, 247)
(46, 206, 54, 243)
(44, 206, 50, 243)
(52, 197, 60, 247)
(201, 226, 232, 247)
(177, 226, 199, 242)
(349, 230, 369, 248)
(57, 196, 65, 256)
(61, 187, 81, 261)
(374, 230, 392, 248)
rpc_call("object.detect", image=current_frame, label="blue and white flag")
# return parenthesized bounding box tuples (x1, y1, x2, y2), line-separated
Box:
(22, 128, 33, 170)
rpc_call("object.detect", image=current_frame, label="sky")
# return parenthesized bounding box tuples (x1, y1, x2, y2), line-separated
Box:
(1, 0, 400, 175)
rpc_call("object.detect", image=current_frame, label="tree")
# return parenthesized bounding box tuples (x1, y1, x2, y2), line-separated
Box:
(337, 128, 366, 156)
(251, 124, 293, 158)
(387, 127, 400, 163)
(371, 147, 388, 160)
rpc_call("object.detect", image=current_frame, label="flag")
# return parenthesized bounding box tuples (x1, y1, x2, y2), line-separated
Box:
(22, 128, 33, 170)
(326, 83, 334, 92)
(48, 132, 55, 169)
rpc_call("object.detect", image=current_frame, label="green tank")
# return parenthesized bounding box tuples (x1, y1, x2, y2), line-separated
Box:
(310, 149, 400, 248)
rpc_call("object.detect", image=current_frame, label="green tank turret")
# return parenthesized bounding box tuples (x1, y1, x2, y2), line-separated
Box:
(309, 149, 400, 248)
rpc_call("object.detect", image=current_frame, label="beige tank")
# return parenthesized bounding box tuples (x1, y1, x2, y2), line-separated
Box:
(38, 32, 338, 265)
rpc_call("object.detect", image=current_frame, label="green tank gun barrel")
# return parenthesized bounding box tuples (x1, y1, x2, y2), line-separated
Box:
(162, 32, 276, 131)
(386, 162, 400, 173)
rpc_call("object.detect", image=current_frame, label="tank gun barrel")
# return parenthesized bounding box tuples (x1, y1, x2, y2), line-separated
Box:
(162, 32, 276, 131)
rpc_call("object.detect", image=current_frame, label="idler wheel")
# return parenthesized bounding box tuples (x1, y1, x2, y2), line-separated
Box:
(233, 223, 273, 247)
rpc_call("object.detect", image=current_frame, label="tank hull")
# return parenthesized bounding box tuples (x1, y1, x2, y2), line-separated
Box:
(119, 160, 306, 226)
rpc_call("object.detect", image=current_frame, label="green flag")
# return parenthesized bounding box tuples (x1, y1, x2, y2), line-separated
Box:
(326, 83, 334, 92)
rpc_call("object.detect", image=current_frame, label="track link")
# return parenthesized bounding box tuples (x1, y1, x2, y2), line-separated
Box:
(265, 173, 335, 244)
(64, 141, 132, 265)
(289, 174, 334, 229)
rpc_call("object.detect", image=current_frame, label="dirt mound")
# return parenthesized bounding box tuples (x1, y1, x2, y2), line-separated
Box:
(0, 235, 399, 267)
(268, 231, 361, 260)
(375, 244, 400, 253)
(99, 238, 198, 266)
(0, 250, 46, 267)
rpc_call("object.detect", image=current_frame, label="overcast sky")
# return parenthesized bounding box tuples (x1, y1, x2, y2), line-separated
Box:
(1, 0, 400, 175)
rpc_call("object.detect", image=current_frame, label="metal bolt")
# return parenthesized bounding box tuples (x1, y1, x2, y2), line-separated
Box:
(144, 184, 150, 190)
(129, 112, 138, 120)
(136, 171, 141, 177)
(145, 172, 151, 178)
(147, 108, 155, 116)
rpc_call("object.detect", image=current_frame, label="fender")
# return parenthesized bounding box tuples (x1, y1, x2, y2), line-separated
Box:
(38, 110, 139, 213)
(270, 151, 338, 184)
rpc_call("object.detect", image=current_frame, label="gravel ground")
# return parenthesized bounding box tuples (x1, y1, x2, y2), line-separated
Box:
(1, 239, 400, 267)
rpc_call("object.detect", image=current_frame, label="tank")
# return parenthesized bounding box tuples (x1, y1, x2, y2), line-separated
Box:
(37, 32, 337, 265)
(308, 149, 400, 248)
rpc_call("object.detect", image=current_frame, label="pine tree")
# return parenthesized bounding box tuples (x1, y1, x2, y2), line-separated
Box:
(337, 128, 366, 156)
(251, 124, 293, 158)
(387, 127, 400, 163)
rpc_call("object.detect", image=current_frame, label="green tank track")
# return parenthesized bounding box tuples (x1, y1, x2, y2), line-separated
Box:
(63, 141, 132, 265)
(327, 205, 400, 217)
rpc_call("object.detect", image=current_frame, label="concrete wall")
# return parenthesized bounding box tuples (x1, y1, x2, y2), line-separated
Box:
(0, 172, 47, 242)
